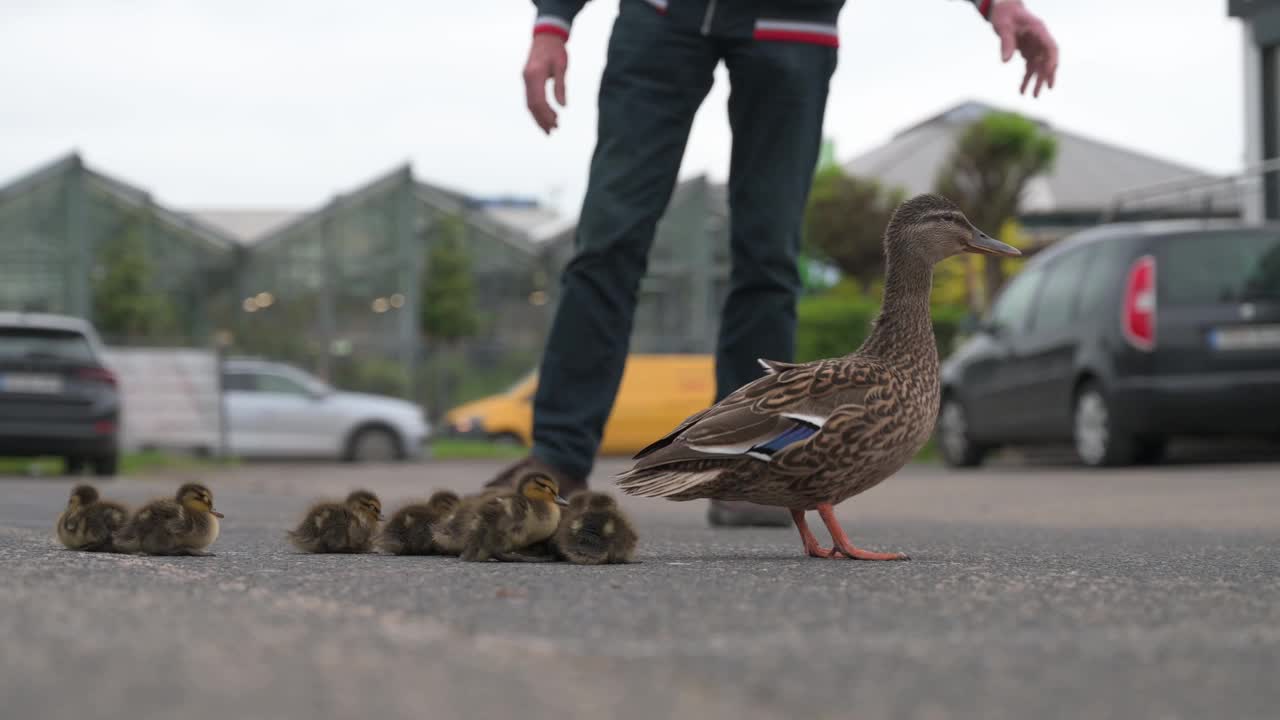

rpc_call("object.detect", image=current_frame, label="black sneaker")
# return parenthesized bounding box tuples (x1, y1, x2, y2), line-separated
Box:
(706, 499, 793, 527)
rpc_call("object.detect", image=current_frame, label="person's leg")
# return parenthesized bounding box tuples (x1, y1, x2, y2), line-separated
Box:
(707, 36, 838, 526)
(495, 2, 719, 491)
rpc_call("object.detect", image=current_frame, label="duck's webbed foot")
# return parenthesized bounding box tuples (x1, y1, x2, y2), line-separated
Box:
(817, 504, 910, 561)
(790, 510, 835, 559)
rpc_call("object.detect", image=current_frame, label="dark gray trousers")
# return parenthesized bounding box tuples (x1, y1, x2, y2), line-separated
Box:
(531, 0, 838, 481)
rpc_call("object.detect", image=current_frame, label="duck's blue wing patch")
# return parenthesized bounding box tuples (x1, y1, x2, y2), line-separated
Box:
(748, 419, 821, 458)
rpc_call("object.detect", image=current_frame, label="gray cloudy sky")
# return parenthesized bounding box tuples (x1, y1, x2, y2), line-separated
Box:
(0, 0, 1246, 218)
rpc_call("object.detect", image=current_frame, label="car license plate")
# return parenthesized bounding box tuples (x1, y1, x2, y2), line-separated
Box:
(0, 373, 64, 394)
(1209, 324, 1280, 351)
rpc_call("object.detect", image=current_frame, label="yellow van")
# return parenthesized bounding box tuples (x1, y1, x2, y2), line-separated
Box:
(442, 354, 716, 456)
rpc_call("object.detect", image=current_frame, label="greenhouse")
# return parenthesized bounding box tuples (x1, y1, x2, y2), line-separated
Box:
(0, 153, 740, 419)
(0, 154, 239, 344)
(233, 165, 561, 414)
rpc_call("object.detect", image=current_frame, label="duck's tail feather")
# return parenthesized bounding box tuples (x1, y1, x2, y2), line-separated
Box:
(614, 466, 724, 498)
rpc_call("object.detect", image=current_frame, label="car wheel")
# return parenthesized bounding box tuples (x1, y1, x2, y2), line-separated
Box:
(64, 456, 86, 475)
(937, 395, 987, 468)
(1073, 383, 1137, 467)
(348, 426, 402, 463)
(92, 454, 119, 477)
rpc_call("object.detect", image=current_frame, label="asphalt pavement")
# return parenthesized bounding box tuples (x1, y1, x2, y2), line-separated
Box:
(1, 453, 1278, 720)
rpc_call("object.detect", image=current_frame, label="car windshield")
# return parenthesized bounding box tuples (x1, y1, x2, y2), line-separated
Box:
(0, 327, 95, 363)
(1159, 231, 1280, 304)
(282, 366, 331, 395)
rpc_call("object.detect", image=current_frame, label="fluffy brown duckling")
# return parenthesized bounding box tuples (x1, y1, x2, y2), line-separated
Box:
(113, 482, 224, 556)
(287, 489, 384, 553)
(460, 473, 569, 562)
(553, 491, 638, 565)
(430, 488, 504, 556)
(376, 490, 461, 555)
(55, 484, 130, 552)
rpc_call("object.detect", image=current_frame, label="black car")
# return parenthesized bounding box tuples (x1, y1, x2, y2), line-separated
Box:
(0, 312, 121, 475)
(936, 220, 1280, 468)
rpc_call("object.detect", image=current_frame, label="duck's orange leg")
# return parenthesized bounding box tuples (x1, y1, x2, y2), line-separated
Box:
(790, 510, 834, 558)
(816, 503, 910, 561)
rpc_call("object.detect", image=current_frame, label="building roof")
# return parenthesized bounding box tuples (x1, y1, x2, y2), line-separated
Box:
(182, 179, 562, 247)
(182, 209, 302, 244)
(842, 100, 1236, 216)
(0, 153, 239, 253)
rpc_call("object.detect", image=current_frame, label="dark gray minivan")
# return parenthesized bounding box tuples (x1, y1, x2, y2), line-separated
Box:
(936, 220, 1280, 468)
(0, 312, 121, 475)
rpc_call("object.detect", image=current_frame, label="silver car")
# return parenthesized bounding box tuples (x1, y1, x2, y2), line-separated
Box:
(221, 358, 429, 462)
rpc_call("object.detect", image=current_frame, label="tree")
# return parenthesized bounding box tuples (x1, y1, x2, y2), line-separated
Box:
(935, 111, 1057, 309)
(803, 166, 907, 295)
(91, 214, 175, 340)
(419, 213, 478, 342)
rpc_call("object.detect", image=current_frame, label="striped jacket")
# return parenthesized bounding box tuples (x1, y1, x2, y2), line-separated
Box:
(532, 0, 1004, 48)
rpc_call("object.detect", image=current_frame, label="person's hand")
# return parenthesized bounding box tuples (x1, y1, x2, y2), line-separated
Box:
(989, 0, 1058, 97)
(523, 33, 569, 134)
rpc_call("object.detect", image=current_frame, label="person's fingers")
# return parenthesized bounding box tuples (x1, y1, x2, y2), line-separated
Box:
(523, 63, 555, 133)
(553, 59, 567, 108)
(1044, 36, 1059, 90)
(996, 20, 1016, 63)
(1020, 62, 1033, 95)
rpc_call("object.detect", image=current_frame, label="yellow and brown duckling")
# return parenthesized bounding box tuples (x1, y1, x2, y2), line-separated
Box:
(553, 491, 637, 565)
(376, 490, 461, 555)
(430, 487, 504, 556)
(287, 489, 384, 553)
(55, 484, 130, 552)
(460, 473, 569, 562)
(113, 482, 224, 556)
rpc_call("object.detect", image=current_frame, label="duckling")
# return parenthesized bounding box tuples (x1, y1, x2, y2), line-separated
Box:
(113, 482, 224, 556)
(431, 488, 504, 556)
(55, 484, 130, 552)
(460, 473, 569, 562)
(286, 489, 384, 553)
(376, 490, 461, 555)
(553, 491, 638, 565)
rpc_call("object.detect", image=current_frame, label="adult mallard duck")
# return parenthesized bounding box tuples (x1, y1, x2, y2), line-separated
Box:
(615, 194, 1019, 560)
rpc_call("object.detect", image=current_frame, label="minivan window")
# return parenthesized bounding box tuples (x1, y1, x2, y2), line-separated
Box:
(1158, 230, 1280, 305)
(1030, 249, 1092, 334)
(988, 267, 1044, 335)
(0, 327, 96, 363)
(1076, 239, 1130, 321)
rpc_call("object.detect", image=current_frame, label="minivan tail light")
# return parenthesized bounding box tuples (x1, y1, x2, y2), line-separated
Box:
(1122, 254, 1156, 351)
(78, 367, 118, 387)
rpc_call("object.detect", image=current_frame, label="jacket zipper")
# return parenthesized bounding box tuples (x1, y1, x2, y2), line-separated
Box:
(700, 0, 717, 35)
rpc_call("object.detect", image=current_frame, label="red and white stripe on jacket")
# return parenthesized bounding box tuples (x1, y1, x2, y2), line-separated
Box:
(752, 19, 839, 48)
(533, 0, 997, 45)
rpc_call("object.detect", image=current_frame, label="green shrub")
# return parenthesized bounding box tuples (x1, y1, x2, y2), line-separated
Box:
(795, 289, 966, 362)
(331, 357, 409, 398)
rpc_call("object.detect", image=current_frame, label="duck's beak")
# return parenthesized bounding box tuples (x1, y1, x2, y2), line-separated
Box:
(211, 509, 225, 519)
(965, 227, 1021, 256)
(554, 494, 570, 507)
